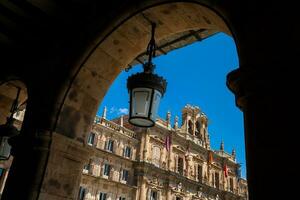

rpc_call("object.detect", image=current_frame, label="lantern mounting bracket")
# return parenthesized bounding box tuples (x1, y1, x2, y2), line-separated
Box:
(143, 22, 157, 74)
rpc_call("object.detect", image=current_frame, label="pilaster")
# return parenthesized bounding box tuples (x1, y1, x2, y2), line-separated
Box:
(38, 132, 91, 199)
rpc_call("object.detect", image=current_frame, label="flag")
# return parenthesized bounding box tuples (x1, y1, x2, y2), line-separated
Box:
(165, 133, 172, 151)
(223, 164, 228, 178)
(208, 151, 213, 164)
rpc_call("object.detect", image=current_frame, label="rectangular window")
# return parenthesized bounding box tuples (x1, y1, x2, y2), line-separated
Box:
(87, 133, 95, 145)
(99, 192, 107, 200)
(176, 197, 182, 200)
(150, 190, 157, 200)
(106, 140, 114, 152)
(103, 164, 111, 176)
(197, 165, 203, 182)
(119, 197, 126, 200)
(124, 146, 131, 158)
(230, 177, 234, 192)
(177, 157, 184, 175)
(121, 169, 129, 181)
(78, 186, 86, 200)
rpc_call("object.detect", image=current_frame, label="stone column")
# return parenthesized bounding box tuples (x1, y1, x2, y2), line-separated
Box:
(167, 139, 173, 171)
(2, 127, 52, 200)
(143, 130, 150, 162)
(138, 176, 147, 200)
(227, 68, 292, 200)
(2, 129, 90, 200)
(166, 185, 172, 200)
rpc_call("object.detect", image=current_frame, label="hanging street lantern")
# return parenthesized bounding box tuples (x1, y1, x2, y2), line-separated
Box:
(0, 87, 21, 160)
(127, 23, 167, 127)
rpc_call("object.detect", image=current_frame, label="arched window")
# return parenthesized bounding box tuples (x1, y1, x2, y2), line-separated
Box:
(105, 139, 114, 152)
(195, 121, 201, 137)
(78, 186, 86, 200)
(188, 120, 193, 135)
(87, 132, 95, 146)
(123, 146, 132, 158)
(152, 146, 161, 167)
(197, 164, 203, 182)
(177, 157, 184, 175)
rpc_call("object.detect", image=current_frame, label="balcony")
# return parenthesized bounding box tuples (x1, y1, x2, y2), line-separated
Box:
(99, 117, 137, 139)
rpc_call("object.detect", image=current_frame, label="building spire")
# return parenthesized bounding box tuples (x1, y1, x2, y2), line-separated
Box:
(220, 140, 224, 151)
(174, 115, 178, 129)
(232, 148, 236, 159)
(120, 115, 124, 127)
(102, 106, 107, 119)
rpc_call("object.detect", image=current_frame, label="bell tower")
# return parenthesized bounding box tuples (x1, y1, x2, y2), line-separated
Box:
(181, 104, 210, 149)
(181, 104, 200, 135)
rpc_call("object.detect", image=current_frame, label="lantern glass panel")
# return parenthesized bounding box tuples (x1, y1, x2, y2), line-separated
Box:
(131, 88, 152, 117)
(129, 88, 155, 127)
(150, 90, 162, 121)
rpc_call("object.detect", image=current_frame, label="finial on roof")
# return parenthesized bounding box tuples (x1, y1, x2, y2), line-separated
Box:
(174, 115, 178, 129)
(220, 140, 224, 151)
(232, 148, 236, 157)
(120, 115, 124, 127)
(102, 106, 107, 119)
(166, 111, 171, 129)
(166, 111, 171, 123)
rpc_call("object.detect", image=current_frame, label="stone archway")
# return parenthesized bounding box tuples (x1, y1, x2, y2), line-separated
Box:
(56, 2, 232, 145)
(43, 2, 235, 199)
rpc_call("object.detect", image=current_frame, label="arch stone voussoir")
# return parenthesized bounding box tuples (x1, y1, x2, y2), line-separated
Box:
(55, 2, 230, 143)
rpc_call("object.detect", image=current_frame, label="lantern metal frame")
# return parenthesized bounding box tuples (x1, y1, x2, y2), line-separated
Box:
(127, 23, 167, 127)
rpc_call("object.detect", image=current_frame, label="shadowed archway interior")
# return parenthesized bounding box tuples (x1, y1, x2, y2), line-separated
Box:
(1, 0, 295, 199)
(47, 2, 235, 199)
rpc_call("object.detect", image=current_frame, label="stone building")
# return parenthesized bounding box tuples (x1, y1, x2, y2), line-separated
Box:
(78, 105, 247, 200)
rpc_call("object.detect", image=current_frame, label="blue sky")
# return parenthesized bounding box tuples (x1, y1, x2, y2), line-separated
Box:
(97, 32, 246, 178)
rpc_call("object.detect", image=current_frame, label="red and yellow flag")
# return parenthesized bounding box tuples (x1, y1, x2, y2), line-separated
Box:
(208, 151, 213, 164)
(223, 164, 228, 177)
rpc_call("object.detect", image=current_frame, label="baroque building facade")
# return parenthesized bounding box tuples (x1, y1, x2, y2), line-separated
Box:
(78, 105, 248, 200)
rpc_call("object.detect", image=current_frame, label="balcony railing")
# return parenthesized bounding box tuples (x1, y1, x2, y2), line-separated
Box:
(97, 117, 137, 139)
